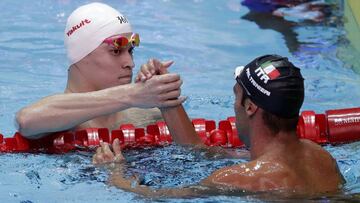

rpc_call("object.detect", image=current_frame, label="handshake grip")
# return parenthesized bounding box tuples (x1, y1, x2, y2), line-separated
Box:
(0, 107, 359, 153)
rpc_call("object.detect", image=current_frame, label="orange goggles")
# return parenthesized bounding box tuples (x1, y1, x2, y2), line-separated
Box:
(103, 33, 140, 49)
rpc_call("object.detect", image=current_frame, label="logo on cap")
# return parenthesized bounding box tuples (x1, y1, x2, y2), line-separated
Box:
(66, 19, 91, 37)
(117, 16, 129, 24)
(254, 61, 280, 84)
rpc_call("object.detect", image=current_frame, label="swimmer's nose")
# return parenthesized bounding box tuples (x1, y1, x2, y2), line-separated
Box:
(121, 53, 135, 70)
(123, 64, 134, 70)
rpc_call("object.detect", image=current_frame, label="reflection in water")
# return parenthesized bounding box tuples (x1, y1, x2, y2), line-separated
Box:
(337, 0, 360, 74)
(239, 0, 360, 78)
(241, 0, 333, 22)
(240, 0, 340, 55)
(241, 11, 300, 53)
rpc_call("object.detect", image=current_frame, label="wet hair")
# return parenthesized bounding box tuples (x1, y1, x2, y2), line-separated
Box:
(261, 110, 299, 134)
(241, 87, 298, 134)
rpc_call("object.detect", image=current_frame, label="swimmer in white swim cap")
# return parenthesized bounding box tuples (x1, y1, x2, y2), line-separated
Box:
(64, 2, 140, 90)
(16, 2, 186, 139)
(65, 2, 135, 66)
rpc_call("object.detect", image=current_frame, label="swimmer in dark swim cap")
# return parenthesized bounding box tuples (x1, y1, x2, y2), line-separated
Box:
(93, 54, 345, 197)
(234, 54, 304, 147)
(236, 54, 304, 118)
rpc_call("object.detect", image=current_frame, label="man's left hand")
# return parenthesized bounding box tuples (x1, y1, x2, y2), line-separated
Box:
(92, 138, 125, 165)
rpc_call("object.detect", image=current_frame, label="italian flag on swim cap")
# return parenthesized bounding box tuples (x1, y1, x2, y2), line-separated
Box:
(261, 61, 280, 80)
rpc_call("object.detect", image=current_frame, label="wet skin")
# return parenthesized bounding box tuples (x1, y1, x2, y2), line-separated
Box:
(93, 82, 344, 198)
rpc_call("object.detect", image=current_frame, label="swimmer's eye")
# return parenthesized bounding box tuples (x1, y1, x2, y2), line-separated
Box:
(110, 47, 134, 56)
(111, 49, 121, 56)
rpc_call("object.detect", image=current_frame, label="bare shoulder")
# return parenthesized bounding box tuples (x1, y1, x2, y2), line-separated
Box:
(299, 139, 340, 176)
(201, 160, 289, 191)
(300, 139, 345, 193)
(300, 139, 335, 161)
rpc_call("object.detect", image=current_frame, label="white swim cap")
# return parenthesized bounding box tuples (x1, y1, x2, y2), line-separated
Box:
(64, 2, 132, 65)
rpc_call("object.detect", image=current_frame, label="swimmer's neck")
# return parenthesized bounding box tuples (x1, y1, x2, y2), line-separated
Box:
(66, 64, 98, 93)
(249, 128, 299, 160)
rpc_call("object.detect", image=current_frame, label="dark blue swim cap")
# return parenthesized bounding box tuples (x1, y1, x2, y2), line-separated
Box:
(235, 54, 304, 118)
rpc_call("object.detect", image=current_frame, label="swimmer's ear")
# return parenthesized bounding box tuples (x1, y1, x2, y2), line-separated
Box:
(244, 99, 258, 117)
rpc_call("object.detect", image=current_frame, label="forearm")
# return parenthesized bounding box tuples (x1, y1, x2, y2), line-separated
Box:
(16, 84, 135, 139)
(109, 166, 198, 198)
(160, 106, 241, 157)
(160, 105, 204, 146)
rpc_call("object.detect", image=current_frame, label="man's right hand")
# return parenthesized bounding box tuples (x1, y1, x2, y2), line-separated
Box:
(15, 57, 184, 138)
(130, 73, 186, 108)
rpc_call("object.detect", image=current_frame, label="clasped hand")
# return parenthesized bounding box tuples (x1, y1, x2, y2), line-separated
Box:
(130, 59, 186, 109)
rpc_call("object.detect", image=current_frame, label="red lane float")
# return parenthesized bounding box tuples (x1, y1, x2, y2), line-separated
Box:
(297, 107, 360, 144)
(0, 107, 359, 154)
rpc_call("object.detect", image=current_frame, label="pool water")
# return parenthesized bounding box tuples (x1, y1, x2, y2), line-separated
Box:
(0, 0, 360, 202)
